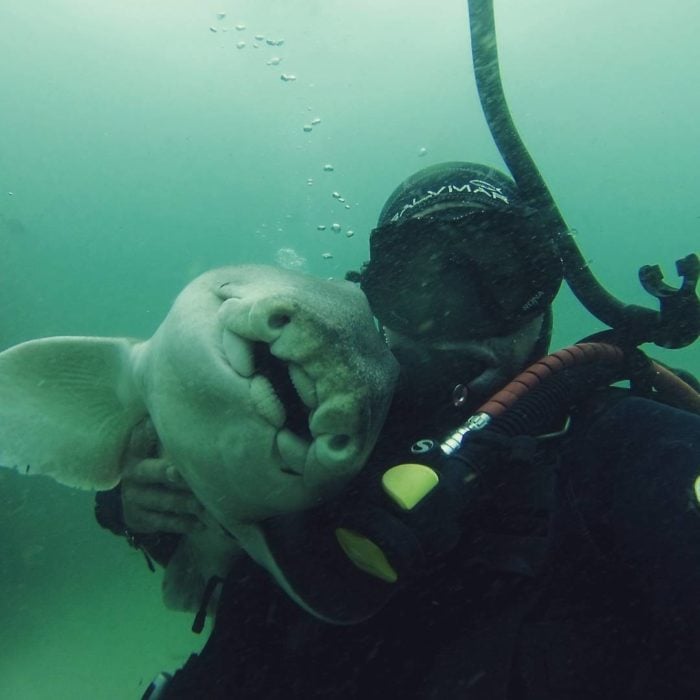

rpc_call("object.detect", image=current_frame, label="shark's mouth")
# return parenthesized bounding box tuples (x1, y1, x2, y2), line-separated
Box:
(221, 329, 326, 476)
(252, 342, 312, 443)
(218, 289, 379, 486)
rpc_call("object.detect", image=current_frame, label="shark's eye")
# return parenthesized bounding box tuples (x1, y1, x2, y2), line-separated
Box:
(252, 342, 311, 441)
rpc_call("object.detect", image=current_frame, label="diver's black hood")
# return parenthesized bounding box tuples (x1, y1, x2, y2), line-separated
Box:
(378, 161, 527, 226)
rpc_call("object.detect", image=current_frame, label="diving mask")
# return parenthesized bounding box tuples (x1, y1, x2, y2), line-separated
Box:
(360, 209, 563, 340)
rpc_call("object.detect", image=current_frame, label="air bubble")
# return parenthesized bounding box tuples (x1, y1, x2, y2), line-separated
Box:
(275, 247, 307, 270)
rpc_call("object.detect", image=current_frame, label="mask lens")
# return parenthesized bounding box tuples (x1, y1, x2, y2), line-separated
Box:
(362, 211, 561, 339)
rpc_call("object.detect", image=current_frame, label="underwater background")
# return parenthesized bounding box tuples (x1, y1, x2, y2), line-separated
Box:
(0, 1, 698, 697)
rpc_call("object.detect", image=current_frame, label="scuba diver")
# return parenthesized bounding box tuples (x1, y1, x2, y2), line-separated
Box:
(97, 2, 700, 695)
(97, 161, 700, 700)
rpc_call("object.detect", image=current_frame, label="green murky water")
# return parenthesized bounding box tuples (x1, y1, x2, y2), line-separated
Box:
(1, 1, 697, 697)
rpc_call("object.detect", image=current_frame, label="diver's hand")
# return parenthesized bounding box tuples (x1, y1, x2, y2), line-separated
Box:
(120, 458, 206, 535)
(119, 418, 206, 535)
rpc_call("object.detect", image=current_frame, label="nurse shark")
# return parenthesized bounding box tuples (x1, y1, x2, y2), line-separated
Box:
(0, 265, 398, 616)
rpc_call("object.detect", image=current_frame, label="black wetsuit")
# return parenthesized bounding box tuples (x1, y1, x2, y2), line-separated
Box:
(130, 390, 700, 700)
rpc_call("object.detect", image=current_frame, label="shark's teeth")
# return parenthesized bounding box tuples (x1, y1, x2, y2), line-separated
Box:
(288, 362, 318, 409)
(250, 375, 285, 428)
(222, 329, 254, 377)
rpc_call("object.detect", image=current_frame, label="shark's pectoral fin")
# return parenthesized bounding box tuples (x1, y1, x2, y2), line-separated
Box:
(0, 336, 147, 489)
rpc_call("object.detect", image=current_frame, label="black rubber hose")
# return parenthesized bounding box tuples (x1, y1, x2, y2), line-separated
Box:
(484, 364, 620, 439)
(466, 0, 660, 336)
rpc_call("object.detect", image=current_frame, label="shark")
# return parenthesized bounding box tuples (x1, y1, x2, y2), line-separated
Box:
(0, 265, 399, 618)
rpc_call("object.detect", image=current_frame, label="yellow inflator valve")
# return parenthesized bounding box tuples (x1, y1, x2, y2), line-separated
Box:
(335, 528, 398, 583)
(382, 463, 440, 511)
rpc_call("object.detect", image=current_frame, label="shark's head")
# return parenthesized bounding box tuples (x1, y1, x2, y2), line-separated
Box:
(138, 265, 398, 529)
(0, 264, 399, 616)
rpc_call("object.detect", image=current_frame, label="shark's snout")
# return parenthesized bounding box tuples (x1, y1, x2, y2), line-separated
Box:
(220, 293, 370, 489)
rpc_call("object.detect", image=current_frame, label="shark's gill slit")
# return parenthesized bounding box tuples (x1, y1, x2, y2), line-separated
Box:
(252, 342, 311, 441)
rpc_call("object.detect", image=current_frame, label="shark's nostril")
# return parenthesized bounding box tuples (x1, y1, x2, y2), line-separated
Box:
(268, 313, 291, 329)
(329, 434, 351, 451)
